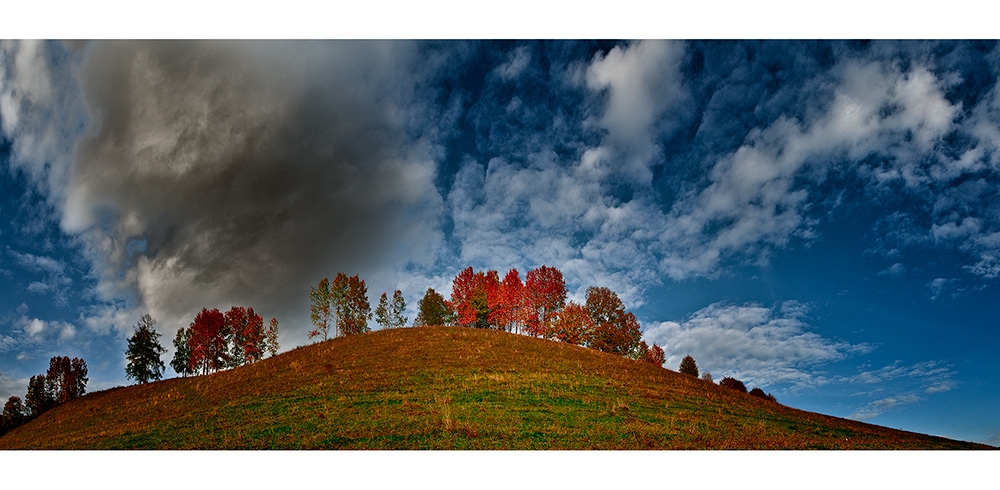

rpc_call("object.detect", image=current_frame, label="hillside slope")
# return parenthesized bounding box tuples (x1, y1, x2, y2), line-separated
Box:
(0, 326, 990, 449)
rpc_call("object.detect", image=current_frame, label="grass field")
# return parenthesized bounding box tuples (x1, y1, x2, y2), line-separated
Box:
(0, 326, 991, 449)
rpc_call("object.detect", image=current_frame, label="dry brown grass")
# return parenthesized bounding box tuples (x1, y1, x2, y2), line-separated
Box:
(0, 326, 992, 449)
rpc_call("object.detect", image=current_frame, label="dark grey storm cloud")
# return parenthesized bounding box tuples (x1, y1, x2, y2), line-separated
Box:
(62, 41, 450, 339)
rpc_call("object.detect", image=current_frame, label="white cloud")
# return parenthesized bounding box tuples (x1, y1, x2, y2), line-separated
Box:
(495, 45, 531, 81)
(26, 281, 52, 294)
(926, 278, 960, 300)
(446, 150, 664, 308)
(0, 371, 28, 402)
(24, 318, 45, 337)
(843, 359, 956, 387)
(0, 41, 88, 209)
(839, 359, 956, 419)
(878, 263, 906, 277)
(6, 248, 73, 305)
(642, 301, 871, 390)
(586, 40, 686, 184)
(849, 393, 922, 421)
(657, 57, 962, 280)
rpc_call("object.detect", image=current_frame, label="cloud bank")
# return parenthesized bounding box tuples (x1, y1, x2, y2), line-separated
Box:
(642, 301, 872, 390)
(5, 41, 1000, 383)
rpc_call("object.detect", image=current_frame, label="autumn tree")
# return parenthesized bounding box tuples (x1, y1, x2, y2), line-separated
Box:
(389, 290, 407, 329)
(548, 301, 593, 345)
(641, 342, 666, 367)
(375, 290, 408, 330)
(46, 356, 88, 404)
(265, 317, 280, 356)
(125, 314, 166, 384)
(679, 355, 699, 377)
(2, 396, 26, 435)
(524, 265, 567, 337)
(495, 269, 525, 333)
(333, 273, 371, 336)
(719, 376, 747, 393)
(450, 267, 499, 329)
(415, 288, 452, 326)
(171, 326, 193, 377)
(188, 308, 229, 374)
(227, 306, 265, 366)
(748, 387, 777, 402)
(375, 292, 391, 330)
(309, 277, 333, 341)
(701, 372, 714, 383)
(585, 286, 641, 356)
(24, 374, 52, 418)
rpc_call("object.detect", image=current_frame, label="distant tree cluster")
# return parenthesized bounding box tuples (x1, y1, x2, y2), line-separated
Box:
(171, 307, 280, 376)
(375, 290, 407, 330)
(1, 356, 88, 436)
(748, 387, 778, 403)
(678, 355, 778, 403)
(309, 273, 372, 341)
(637, 341, 666, 367)
(406, 265, 663, 364)
(717, 375, 778, 403)
(719, 376, 747, 393)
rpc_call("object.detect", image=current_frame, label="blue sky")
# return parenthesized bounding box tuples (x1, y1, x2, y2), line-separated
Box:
(3, 39, 1000, 446)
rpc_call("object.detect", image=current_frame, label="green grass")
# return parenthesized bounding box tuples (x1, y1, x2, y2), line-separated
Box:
(0, 326, 992, 449)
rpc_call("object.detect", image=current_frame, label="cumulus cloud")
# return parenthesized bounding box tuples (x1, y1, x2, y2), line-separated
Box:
(585, 40, 686, 185)
(9, 40, 1000, 383)
(642, 301, 872, 390)
(3, 41, 457, 350)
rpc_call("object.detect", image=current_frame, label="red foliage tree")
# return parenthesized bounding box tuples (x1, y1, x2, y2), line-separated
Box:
(228, 306, 265, 365)
(45, 356, 88, 404)
(188, 307, 229, 374)
(586, 286, 641, 356)
(2, 396, 26, 434)
(450, 267, 500, 329)
(524, 265, 567, 337)
(24, 374, 53, 417)
(641, 342, 666, 366)
(548, 301, 593, 345)
(492, 269, 525, 333)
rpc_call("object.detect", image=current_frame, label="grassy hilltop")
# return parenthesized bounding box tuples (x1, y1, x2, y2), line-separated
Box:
(0, 326, 991, 450)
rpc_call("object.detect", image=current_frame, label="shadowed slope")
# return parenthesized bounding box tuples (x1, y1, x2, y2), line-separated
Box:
(0, 326, 991, 449)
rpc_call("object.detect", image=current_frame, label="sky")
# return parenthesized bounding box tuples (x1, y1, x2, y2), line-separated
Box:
(3, 38, 1000, 447)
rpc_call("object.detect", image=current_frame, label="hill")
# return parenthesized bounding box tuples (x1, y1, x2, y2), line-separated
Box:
(0, 326, 991, 449)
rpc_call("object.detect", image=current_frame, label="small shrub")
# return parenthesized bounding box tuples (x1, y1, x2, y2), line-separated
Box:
(748, 387, 767, 399)
(701, 372, 713, 383)
(719, 376, 746, 393)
